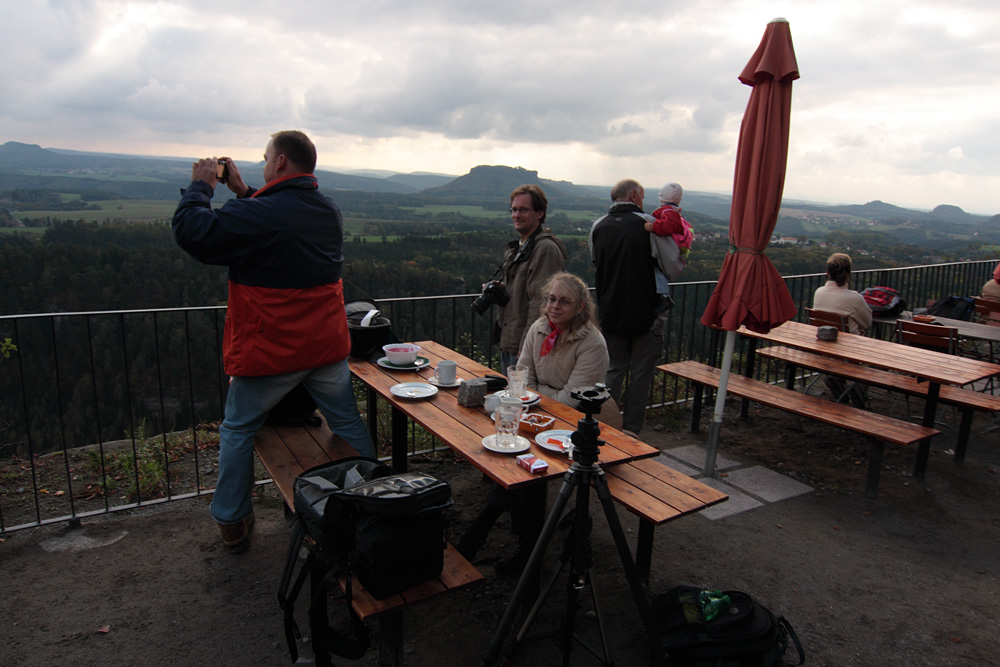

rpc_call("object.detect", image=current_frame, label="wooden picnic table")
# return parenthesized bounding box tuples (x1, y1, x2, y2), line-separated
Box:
(347, 340, 660, 489)
(873, 311, 1000, 344)
(737, 320, 1000, 476)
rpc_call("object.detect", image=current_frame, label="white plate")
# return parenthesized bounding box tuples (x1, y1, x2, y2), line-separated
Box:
(488, 389, 541, 407)
(535, 429, 574, 453)
(428, 376, 463, 388)
(377, 356, 431, 371)
(390, 382, 438, 399)
(481, 434, 532, 454)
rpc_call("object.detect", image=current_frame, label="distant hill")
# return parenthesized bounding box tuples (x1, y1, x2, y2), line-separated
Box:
(786, 199, 989, 224)
(421, 165, 603, 209)
(1, 142, 994, 222)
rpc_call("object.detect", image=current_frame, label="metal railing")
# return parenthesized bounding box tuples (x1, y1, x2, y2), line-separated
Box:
(1, 259, 994, 532)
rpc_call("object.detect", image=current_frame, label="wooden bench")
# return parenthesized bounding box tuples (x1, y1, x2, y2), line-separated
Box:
(658, 360, 941, 499)
(253, 416, 484, 667)
(604, 458, 728, 582)
(756, 345, 1000, 462)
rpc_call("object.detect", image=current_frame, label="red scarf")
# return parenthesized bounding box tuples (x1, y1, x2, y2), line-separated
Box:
(540, 320, 561, 357)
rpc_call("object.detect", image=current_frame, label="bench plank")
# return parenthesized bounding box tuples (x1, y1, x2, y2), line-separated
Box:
(659, 360, 941, 499)
(660, 360, 939, 446)
(757, 345, 1000, 462)
(757, 345, 1000, 412)
(252, 417, 484, 665)
(604, 458, 727, 582)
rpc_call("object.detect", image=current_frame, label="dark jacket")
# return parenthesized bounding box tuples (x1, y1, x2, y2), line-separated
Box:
(589, 202, 658, 335)
(172, 175, 350, 376)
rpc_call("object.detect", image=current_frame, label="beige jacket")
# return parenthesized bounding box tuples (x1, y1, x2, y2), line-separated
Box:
(496, 229, 568, 354)
(517, 319, 609, 409)
(813, 281, 873, 335)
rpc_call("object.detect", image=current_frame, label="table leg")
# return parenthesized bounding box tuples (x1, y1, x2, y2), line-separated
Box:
(366, 386, 378, 446)
(740, 339, 758, 420)
(391, 407, 407, 472)
(954, 409, 974, 463)
(916, 383, 940, 479)
(377, 611, 403, 667)
(691, 382, 704, 432)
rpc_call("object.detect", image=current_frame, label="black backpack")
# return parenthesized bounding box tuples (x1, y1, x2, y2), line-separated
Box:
(926, 296, 975, 321)
(653, 586, 804, 667)
(860, 286, 906, 316)
(278, 457, 454, 664)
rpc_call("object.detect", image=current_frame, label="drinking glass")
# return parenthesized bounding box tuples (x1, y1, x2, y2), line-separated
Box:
(494, 397, 523, 448)
(506, 364, 528, 400)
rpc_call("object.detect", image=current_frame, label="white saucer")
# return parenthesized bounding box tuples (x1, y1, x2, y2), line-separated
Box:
(488, 389, 541, 407)
(535, 429, 573, 453)
(428, 377, 463, 388)
(377, 356, 430, 371)
(481, 434, 531, 454)
(390, 382, 438, 399)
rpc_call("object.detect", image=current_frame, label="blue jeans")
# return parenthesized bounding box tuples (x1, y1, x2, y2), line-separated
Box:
(211, 359, 375, 524)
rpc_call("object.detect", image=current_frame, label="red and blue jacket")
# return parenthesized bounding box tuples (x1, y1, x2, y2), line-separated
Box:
(173, 175, 350, 377)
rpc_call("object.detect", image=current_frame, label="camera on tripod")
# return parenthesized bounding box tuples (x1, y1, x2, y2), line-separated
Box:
(570, 383, 611, 418)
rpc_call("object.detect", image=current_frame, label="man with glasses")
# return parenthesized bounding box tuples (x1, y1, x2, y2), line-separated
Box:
(589, 179, 664, 436)
(494, 184, 568, 371)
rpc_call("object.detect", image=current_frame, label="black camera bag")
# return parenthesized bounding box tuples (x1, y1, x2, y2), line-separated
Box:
(278, 457, 453, 664)
(345, 299, 396, 361)
(653, 586, 804, 667)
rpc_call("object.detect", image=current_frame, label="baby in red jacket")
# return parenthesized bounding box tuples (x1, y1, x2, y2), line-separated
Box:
(645, 182, 694, 314)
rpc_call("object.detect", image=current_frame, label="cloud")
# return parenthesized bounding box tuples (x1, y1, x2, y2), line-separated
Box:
(1, 0, 999, 212)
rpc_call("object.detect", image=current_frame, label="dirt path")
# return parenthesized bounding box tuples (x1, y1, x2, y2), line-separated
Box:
(2, 402, 999, 666)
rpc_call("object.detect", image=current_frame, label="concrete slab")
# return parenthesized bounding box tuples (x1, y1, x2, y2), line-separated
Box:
(663, 444, 741, 472)
(721, 465, 813, 503)
(694, 478, 764, 520)
(654, 453, 700, 478)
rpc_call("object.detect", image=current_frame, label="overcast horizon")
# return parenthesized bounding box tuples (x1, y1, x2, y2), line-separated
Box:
(3, 1, 999, 215)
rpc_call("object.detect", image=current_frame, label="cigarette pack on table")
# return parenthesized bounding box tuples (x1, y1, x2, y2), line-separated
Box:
(516, 453, 548, 474)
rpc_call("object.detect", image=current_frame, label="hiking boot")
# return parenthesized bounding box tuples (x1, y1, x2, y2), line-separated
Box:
(217, 511, 255, 554)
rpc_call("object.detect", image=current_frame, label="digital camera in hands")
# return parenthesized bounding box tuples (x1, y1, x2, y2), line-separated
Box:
(216, 160, 229, 183)
(471, 280, 510, 315)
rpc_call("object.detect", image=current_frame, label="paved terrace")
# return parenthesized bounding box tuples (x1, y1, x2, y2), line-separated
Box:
(3, 393, 998, 666)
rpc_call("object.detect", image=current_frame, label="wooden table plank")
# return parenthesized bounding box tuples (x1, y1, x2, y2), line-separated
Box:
(739, 320, 1000, 385)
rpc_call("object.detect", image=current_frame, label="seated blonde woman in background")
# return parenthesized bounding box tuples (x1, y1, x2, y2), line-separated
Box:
(813, 252, 872, 335)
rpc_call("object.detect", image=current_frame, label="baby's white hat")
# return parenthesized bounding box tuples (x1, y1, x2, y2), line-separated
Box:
(658, 182, 683, 205)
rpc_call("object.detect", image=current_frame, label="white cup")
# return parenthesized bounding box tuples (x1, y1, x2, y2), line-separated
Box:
(484, 392, 502, 415)
(507, 364, 528, 400)
(495, 397, 523, 448)
(434, 360, 457, 384)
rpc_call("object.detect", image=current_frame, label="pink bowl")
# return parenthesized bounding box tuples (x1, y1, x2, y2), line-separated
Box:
(383, 343, 421, 365)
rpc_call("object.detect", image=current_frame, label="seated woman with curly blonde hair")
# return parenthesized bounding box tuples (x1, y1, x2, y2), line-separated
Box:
(518, 272, 621, 427)
(457, 273, 619, 575)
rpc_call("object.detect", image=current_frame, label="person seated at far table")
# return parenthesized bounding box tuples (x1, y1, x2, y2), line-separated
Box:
(813, 252, 872, 335)
(813, 253, 872, 407)
(979, 261, 1000, 302)
(456, 272, 617, 575)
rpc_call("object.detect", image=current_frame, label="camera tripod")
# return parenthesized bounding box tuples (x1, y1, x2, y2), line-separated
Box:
(484, 386, 666, 666)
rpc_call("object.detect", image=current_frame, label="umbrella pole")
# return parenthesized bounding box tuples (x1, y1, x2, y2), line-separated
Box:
(705, 331, 736, 476)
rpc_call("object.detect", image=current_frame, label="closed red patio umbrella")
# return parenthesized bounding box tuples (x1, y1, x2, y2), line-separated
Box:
(699, 18, 800, 474)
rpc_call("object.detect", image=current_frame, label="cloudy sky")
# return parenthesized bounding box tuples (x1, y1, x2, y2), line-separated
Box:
(2, 0, 999, 213)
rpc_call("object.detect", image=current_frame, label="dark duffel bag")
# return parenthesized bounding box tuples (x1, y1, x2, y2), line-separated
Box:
(653, 586, 804, 667)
